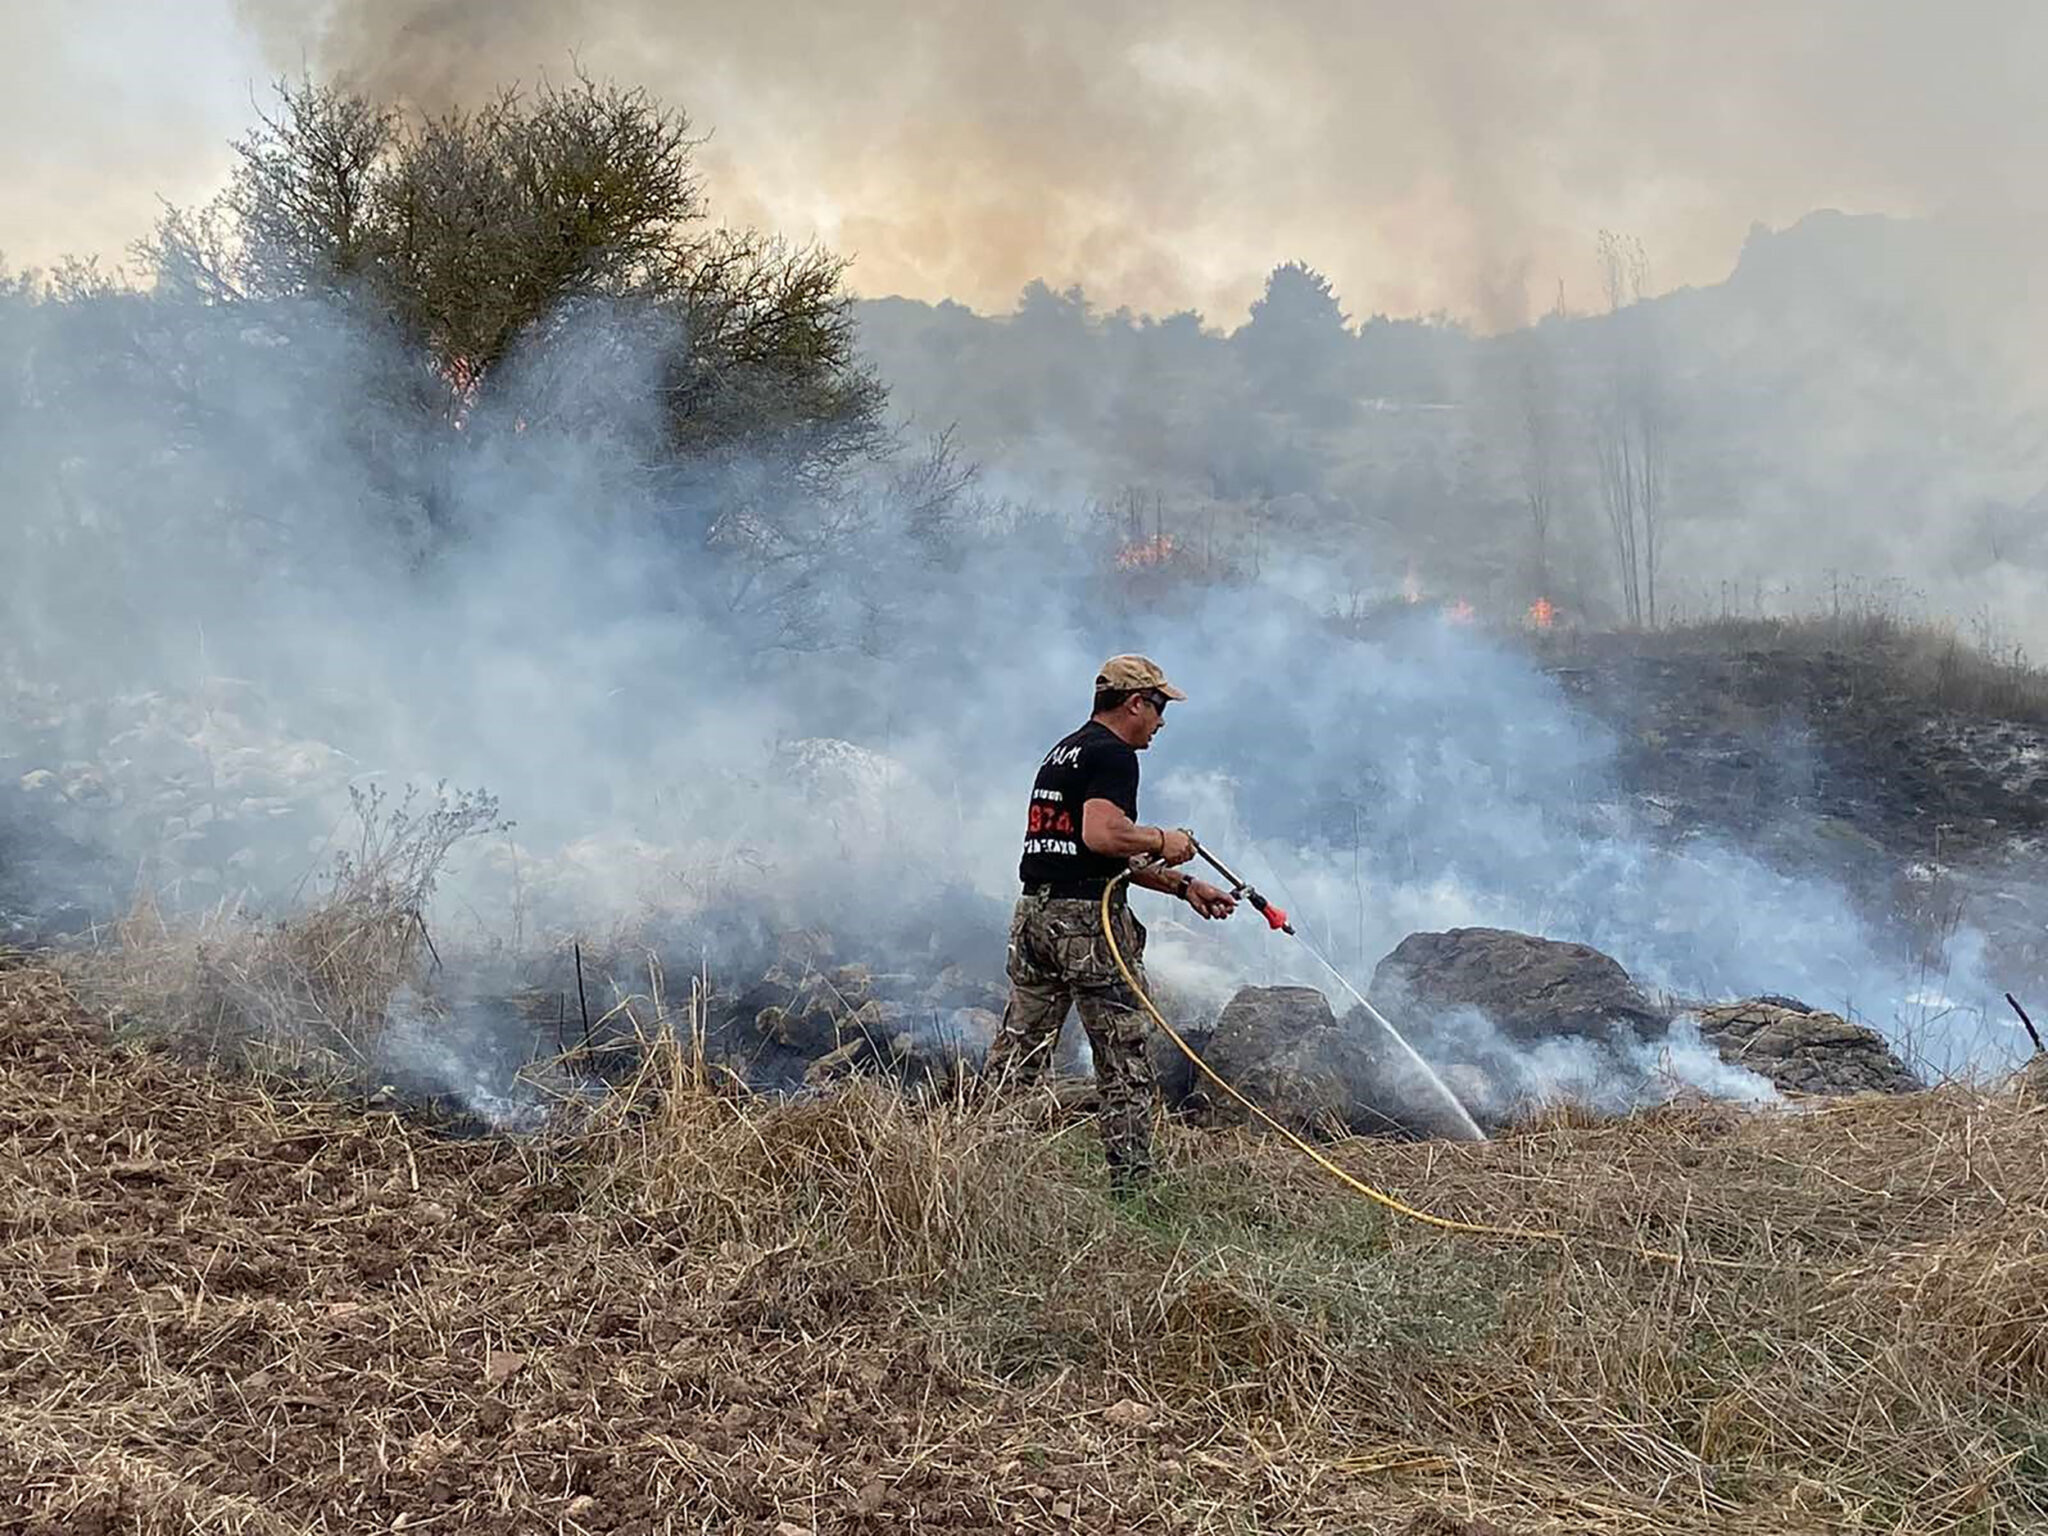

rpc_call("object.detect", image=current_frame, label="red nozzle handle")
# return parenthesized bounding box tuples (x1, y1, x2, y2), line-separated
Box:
(1246, 889, 1295, 935)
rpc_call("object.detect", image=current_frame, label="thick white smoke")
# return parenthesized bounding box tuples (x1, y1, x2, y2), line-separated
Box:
(0, 274, 2018, 1115)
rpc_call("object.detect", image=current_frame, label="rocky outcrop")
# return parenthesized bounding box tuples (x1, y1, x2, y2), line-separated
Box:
(1189, 985, 1446, 1137)
(1369, 927, 1672, 1044)
(1363, 927, 1920, 1101)
(1695, 999, 1921, 1096)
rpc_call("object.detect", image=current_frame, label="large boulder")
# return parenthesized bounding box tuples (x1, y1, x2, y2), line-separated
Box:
(1370, 927, 1671, 1044)
(1145, 1015, 1207, 1109)
(1696, 999, 1921, 1095)
(1192, 985, 1449, 1137)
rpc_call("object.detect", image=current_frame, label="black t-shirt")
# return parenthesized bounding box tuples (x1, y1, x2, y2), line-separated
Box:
(1018, 720, 1140, 889)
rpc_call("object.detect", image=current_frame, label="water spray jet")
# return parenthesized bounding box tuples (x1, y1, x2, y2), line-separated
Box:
(1183, 834, 1488, 1142)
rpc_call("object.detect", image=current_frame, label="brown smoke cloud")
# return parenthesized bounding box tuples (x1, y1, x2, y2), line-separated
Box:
(23, 0, 2048, 324)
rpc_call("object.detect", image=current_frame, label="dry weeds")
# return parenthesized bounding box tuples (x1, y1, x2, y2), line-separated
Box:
(5, 953, 2048, 1534)
(1542, 603, 2048, 724)
(69, 784, 502, 1084)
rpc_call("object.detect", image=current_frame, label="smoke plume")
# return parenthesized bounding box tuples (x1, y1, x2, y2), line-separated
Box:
(7, 10, 2044, 1115)
(2, 270, 2018, 1108)
(11, 2, 2048, 325)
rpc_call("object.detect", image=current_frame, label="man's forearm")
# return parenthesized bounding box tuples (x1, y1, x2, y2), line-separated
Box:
(1131, 863, 1191, 899)
(1101, 823, 1171, 857)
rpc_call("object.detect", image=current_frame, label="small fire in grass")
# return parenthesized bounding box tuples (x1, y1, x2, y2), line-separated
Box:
(441, 354, 482, 428)
(1401, 569, 1425, 604)
(1115, 533, 1176, 570)
(1445, 598, 1476, 625)
(1527, 596, 1556, 629)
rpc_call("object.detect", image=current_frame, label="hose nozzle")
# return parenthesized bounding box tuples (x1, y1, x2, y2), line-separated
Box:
(1187, 835, 1294, 935)
(1252, 893, 1294, 934)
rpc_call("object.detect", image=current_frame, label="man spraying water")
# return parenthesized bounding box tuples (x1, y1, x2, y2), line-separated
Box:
(986, 656, 1486, 1190)
(984, 655, 1236, 1196)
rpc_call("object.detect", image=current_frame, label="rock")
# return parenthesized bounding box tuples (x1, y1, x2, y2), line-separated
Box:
(1758, 992, 1814, 1013)
(484, 1349, 527, 1385)
(802, 1038, 868, 1087)
(1370, 927, 1671, 1045)
(1696, 999, 1921, 1095)
(59, 764, 114, 806)
(1196, 985, 1429, 1137)
(1146, 1013, 1211, 1108)
(1402, 1513, 1507, 1536)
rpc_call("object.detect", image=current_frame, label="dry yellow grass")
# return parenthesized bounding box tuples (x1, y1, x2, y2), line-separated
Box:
(69, 783, 499, 1083)
(6, 951, 2048, 1534)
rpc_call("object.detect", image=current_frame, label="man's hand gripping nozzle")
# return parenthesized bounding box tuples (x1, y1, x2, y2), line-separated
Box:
(1187, 835, 1293, 934)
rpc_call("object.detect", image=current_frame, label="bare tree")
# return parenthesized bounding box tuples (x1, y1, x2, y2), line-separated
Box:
(1514, 329, 1561, 596)
(1593, 231, 1668, 626)
(886, 426, 983, 569)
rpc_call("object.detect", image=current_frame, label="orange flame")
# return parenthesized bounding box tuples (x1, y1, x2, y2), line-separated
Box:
(1115, 533, 1176, 570)
(440, 354, 482, 429)
(1527, 597, 1556, 629)
(1445, 599, 1475, 625)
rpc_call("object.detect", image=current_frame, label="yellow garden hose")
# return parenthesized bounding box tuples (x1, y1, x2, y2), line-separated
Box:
(1100, 873, 1751, 1270)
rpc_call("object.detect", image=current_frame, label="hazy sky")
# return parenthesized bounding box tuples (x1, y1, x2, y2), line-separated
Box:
(7, 0, 2045, 324)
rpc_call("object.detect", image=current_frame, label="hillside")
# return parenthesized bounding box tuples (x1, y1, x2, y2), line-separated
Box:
(855, 211, 2048, 641)
(1533, 617, 2048, 1010)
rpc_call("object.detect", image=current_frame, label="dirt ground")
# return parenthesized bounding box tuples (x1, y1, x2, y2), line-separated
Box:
(8, 950, 2047, 1535)
(0, 960, 1465, 1535)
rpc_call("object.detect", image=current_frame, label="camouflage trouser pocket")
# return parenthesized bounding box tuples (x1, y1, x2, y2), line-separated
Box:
(1004, 901, 1047, 988)
(995, 893, 1151, 1096)
(1026, 896, 1143, 995)
(1088, 990, 1149, 1047)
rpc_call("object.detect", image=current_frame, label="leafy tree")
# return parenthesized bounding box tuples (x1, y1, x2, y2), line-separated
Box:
(151, 76, 884, 481)
(1234, 261, 1356, 423)
(1244, 261, 1348, 339)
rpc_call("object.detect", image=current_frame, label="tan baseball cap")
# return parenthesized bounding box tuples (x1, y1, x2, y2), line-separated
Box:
(1096, 654, 1187, 700)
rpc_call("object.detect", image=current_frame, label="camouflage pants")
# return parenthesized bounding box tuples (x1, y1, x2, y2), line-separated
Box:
(986, 890, 1156, 1192)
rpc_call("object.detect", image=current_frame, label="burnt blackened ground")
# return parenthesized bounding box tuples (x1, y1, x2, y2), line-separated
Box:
(11, 628, 2048, 1085)
(1548, 641, 2048, 857)
(1543, 634, 2048, 1000)
(0, 781, 122, 948)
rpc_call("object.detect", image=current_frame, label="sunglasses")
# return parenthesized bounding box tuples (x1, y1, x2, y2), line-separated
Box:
(1139, 689, 1171, 714)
